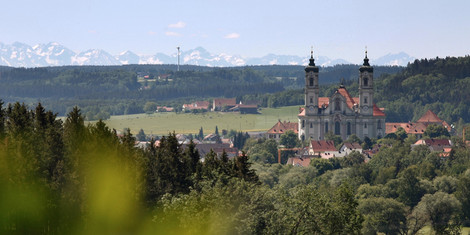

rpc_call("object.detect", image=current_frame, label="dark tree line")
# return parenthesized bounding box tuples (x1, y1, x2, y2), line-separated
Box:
(0, 102, 365, 234)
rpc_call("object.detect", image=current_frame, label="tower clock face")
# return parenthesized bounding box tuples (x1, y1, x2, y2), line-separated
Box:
(309, 106, 314, 112)
(362, 105, 369, 111)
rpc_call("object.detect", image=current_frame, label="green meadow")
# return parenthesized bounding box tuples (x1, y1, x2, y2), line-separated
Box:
(103, 105, 301, 135)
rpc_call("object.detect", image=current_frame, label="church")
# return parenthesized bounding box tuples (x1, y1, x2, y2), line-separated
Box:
(298, 50, 386, 141)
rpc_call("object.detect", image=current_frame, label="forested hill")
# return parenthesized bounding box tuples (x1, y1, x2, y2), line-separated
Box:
(0, 64, 402, 116)
(374, 55, 470, 125)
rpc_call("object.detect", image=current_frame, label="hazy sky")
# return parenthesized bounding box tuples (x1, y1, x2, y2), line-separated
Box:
(1, 0, 469, 62)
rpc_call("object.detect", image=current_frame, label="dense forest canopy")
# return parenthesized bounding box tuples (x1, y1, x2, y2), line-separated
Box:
(1, 102, 469, 234)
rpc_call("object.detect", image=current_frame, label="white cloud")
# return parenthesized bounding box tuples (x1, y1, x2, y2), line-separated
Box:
(165, 31, 181, 37)
(148, 31, 157, 35)
(168, 21, 186, 28)
(224, 33, 240, 39)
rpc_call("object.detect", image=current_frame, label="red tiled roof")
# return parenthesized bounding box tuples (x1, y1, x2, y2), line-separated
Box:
(310, 140, 336, 152)
(319, 97, 329, 107)
(386, 110, 451, 134)
(337, 88, 356, 109)
(287, 157, 312, 167)
(386, 122, 427, 134)
(415, 139, 452, 147)
(267, 121, 298, 134)
(213, 98, 236, 107)
(373, 104, 386, 116)
(417, 110, 443, 123)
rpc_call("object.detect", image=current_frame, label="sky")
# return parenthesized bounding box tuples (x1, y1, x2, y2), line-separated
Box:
(1, 0, 469, 62)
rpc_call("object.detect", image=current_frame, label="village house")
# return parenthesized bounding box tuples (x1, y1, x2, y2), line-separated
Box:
(212, 98, 237, 111)
(412, 138, 453, 157)
(156, 106, 174, 112)
(202, 133, 221, 144)
(337, 142, 363, 157)
(229, 104, 259, 114)
(287, 147, 317, 167)
(182, 101, 210, 111)
(309, 140, 339, 159)
(266, 120, 298, 141)
(286, 156, 312, 167)
(182, 143, 239, 161)
(386, 110, 452, 139)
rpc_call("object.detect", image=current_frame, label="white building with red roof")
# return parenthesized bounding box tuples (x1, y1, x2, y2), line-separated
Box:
(309, 140, 339, 158)
(385, 110, 452, 139)
(298, 50, 386, 141)
(266, 120, 298, 141)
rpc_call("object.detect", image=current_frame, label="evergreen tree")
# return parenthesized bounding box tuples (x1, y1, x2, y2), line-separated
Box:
(215, 125, 219, 136)
(198, 127, 204, 140)
(0, 100, 5, 139)
(233, 152, 258, 183)
(136, 128, 146, 141)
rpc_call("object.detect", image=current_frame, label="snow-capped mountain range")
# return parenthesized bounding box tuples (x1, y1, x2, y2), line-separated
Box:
(0, 42, 415, 68)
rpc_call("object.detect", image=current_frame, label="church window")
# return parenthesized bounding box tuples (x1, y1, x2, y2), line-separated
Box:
(347, 122, 351, 135)
(310, 122, 313, 128)
(364, 122, 368, 128)
(363, 77, 368, 86)
(325, 122, 329, 133)
(335, 122, 340, 135)
(309, 77, 313, 86)
(364, 97, 368, 104)
(310, 96, 313, 104)
(377, 120, 382, 129)
(335, 98, 341, 111)
(302, 120, 305, 128)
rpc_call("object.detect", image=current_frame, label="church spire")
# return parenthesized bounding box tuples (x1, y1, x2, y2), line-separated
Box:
(305, 46, 319, 72)
(363, 46, 370, 66)
(309, 46, 315, 66)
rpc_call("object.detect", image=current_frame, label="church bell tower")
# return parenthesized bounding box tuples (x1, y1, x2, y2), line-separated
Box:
(305, 49, 319, 115)
(359, 50, 374, 115)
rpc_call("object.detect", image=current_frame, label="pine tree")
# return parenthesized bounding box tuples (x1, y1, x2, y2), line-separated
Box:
(0, 100, 5, 139)
(233, 151, 258, 183)
(136, 128, 146, 141)
(198, 127, 204, 140)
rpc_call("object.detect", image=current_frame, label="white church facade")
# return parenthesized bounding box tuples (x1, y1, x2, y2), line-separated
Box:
(298, 50, 386, 141)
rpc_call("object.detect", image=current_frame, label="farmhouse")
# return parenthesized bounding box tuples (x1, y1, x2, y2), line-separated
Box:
(266, 120, 298, 141)
(212, 98, 237, 111)
(182, 101, 210, 111)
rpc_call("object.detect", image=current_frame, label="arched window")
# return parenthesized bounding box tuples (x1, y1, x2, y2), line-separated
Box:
(364, 97, 368, 104)
(302, 120, 305, 128)
(325, 122, 329, 133)
(347, 122, 351, 135)
(309, 77, 314, 86)
(335, 98, 341, 111)
(310, 96, 313, 104)
(310, 122, 313, 128)
(377, 120, 382, 129)
(335, 122, 341, 135)
(363, 77, 368, 86)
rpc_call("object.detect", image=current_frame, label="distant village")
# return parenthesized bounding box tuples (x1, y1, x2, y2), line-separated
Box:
(135, 52, 464, 167)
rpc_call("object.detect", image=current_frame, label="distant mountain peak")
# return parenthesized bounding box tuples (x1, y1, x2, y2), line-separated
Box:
(371, 52, 415, 66)
(0, 42, 415, 68)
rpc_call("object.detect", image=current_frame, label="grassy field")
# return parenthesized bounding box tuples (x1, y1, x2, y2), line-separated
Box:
(102, 105, 301, 135)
